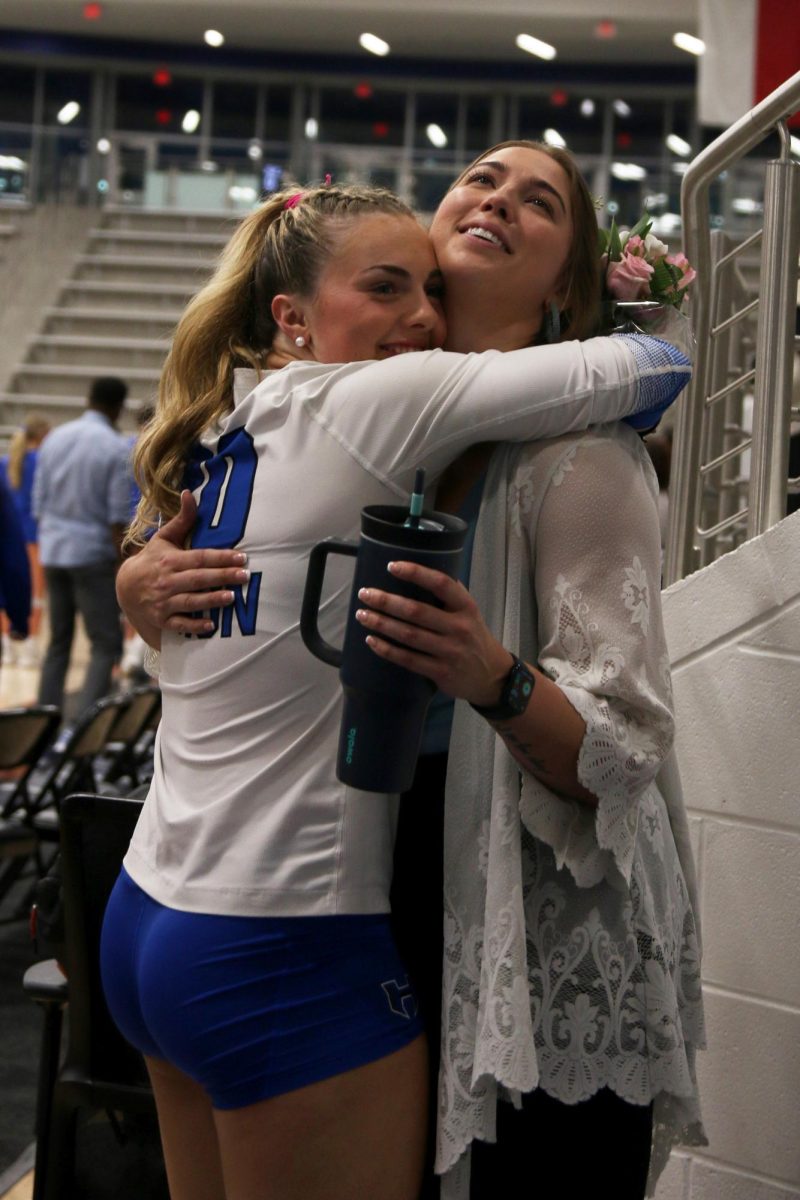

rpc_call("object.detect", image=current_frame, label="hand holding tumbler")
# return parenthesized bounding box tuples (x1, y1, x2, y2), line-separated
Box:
(301, 497, 467, 792)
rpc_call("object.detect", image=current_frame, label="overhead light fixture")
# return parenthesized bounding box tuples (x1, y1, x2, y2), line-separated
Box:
(673, 31, 706, 55)
(200, 160, 218, 173)
(57, 101, 81, 125)
(305, 117, 319, 139)
(247, 141, 263, 161)
(580, 99, 596, 118)
(204, 29, 225, 47)
(359, 32, 390, 57)
(426, 124, 448, 148)
(0, 154, 26, 169)
(611, 162, 647, 181)
(181, 109, 201, 133)
(613, 99, 631, 118)
(643, 192, 669, 209)
(543, 128, 566, 148)
(666, 133, 692, 157)
(516, 34, 557, 60)
(671, 161, 690, 175)
(96, 137, 111, 154)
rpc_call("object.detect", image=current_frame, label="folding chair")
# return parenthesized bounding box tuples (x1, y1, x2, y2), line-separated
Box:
(0, 706, 61, 908)
(23, 792, 164, 1200)
(100, 685, 161, 790)
(28, 696, 127, 843)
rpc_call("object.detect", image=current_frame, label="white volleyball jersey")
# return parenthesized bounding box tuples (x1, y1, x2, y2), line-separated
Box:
(124, 336, 690, 916)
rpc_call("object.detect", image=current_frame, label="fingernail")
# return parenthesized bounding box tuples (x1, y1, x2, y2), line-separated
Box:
(358, 587, 372, 601)
(223, 591, 234, 602)
(387, 562, 398, 573)
(203, 621, 214, 632)
(234, 553, 248, 564)
(236, 569, 250, 582)
(355, 609, 367, 621)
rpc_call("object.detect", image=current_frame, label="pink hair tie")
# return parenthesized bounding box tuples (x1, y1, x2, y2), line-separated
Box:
(283, 192, 303, 210)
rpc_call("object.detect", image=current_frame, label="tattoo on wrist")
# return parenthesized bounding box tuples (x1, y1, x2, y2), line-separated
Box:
(494, 724, 555, 779)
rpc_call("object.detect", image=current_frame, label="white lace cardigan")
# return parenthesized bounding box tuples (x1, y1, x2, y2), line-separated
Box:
(437, 422, 707, 1199)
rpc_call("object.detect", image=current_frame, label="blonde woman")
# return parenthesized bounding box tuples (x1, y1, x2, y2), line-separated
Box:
(102, 178, 690, 1200)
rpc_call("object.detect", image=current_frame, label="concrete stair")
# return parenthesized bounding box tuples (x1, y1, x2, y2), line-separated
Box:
(1, 204, 236, 443)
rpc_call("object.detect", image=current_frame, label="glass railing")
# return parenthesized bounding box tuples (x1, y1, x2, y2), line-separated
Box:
(0, 122, 779, 237)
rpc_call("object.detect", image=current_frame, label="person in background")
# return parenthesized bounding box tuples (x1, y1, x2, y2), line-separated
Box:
(34, 376, 132, 716)
(120, 403, 156, 680)
(0, 468, 31, 671)
(0, 413, 50, 668)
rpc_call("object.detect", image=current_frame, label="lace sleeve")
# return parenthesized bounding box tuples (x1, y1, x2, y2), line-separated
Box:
(519, 426, 674, 886)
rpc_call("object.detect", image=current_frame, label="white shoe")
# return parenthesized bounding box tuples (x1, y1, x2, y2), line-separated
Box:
(2, 634, 19, 666)
(17, 638, 41, 669)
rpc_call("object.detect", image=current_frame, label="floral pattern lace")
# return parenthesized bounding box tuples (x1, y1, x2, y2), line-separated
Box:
(437, 426, 706, 1200)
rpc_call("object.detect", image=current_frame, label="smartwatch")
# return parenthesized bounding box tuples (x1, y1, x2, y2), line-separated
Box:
(470, 655, 536, 722)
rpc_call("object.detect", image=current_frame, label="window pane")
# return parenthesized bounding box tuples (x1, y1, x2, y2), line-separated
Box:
(212, 81, 257, 140)
(415, 93, 458, 152)
(264, 85, 293, 144)
(464, 96, 492, 153)
(43, 68, 91, 127)
(115, 73, 204, 135)
(0, 64, 35, 123)
(318, 86, 406, 148)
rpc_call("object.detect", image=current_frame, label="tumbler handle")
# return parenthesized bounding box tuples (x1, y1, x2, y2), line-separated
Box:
(300, 538, 358, 667)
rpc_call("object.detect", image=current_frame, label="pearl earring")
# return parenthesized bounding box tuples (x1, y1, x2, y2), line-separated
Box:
(295, 335, 306, 348)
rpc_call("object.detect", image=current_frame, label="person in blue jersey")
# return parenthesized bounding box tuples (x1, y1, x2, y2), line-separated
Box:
(0, 414, 50, 667)
(0, 468, 31, 667)
(105, 165, 692, 1200)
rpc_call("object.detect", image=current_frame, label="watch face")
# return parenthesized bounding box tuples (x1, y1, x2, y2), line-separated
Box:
(508, 663, 534, 713)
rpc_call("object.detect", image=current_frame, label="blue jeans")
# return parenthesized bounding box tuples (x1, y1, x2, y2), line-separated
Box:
(38, 562, 122, 714)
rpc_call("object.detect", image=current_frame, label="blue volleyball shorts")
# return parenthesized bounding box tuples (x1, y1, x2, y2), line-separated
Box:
(100, 868, 423, 1110)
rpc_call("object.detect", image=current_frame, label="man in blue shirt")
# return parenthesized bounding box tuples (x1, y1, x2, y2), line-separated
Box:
(34, 377, 133, 714)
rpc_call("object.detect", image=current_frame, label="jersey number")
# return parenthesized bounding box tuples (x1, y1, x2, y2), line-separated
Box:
(190, 428, 258, 550)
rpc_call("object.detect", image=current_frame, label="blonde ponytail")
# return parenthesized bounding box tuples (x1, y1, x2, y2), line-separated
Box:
(7, 414, 51, 490)
(128, 182, 414, 548)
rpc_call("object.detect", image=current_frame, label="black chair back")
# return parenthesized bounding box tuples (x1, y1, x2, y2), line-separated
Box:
(29, 696, 126, 822)
(0, 706, 61, 818)
(60, 792, 148, 1084)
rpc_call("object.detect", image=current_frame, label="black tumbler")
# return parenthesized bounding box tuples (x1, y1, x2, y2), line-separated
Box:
(301, 504, 468, 792)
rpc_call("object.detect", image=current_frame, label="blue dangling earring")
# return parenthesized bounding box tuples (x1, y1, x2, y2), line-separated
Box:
(543, 300, 561, 343)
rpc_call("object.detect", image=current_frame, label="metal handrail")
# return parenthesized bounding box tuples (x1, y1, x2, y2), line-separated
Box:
(664, 69, 800, 585)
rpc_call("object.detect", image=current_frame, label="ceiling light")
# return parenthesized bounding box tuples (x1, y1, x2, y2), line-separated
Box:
(247, 141, 263, 161)
(204, 29, 225, 47)
(57, 101, 81, 125)
(671, 162, 690, 175)
(0, 155, 26, 169)
(543, 128, 566, 148)
(790, 135, 800, 157)
(181, 109, 201, 133)
(359, 33, 390, 57)
(515, 34, 557, 60)
(673, 32, 706, 55)
(426, 124, 448, 148)
(611, 162, 647, 181)
(613, 99, 631, 118)
(96, 137, 111, 154)
(305, 117, 319, 139)
(580, 99, 596, 118)
(643, 192, 668, 209)
(666, 134, 692, 157)
(200, 160, 218, 173)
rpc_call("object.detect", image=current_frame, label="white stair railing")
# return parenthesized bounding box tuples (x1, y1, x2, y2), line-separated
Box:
(665, 70, 800, 585)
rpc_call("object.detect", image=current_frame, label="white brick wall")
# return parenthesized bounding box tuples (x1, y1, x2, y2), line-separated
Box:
(659, 509, 800, 1197)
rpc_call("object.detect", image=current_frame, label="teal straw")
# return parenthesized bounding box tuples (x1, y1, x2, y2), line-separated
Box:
(404, 467, 426, 528)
